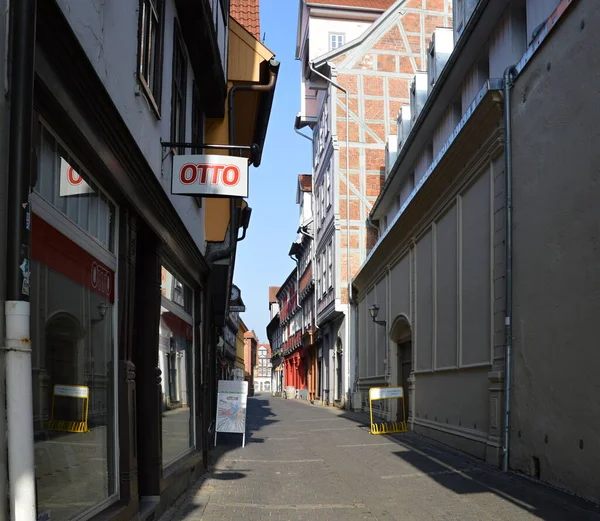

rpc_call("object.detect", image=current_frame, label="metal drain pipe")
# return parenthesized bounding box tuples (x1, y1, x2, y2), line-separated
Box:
(4, 2, 37, 521)
(502, 64, 517, 473)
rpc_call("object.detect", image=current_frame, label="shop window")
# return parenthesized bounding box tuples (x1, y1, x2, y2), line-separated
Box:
(159, 267, 195, 467)
(35, 125, 116, 253)
(31, 125, 118, 521)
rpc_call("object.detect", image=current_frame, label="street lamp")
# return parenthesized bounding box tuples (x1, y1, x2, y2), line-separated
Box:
(369, 304, 386, 327)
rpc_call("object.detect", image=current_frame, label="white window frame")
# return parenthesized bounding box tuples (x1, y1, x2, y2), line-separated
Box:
(329, 32, 345, 50)
(327, 242, 333, 289)
(326, 166, 331, 209)
(320, 186, 325, 223)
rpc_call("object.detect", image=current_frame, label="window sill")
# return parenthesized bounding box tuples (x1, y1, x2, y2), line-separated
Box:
(136, 76, 162, 120)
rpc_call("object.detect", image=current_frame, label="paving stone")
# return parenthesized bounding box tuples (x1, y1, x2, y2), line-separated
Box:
(159, 394, 600, 521)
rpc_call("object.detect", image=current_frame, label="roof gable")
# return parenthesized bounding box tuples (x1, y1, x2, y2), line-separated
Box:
(313, 0, 412, 68)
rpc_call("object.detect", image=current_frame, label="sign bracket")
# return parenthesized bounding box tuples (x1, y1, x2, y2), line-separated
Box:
(161, 142, 261, 166)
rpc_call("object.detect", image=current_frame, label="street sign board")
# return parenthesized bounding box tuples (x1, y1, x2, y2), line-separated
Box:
(172, 154, 248, 197)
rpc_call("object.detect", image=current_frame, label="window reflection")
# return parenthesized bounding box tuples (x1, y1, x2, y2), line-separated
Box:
(31, 124, 118, 521)
(35, 126, 115, 252)
(31, 233, 116, 521)
(159, 267, 194, 467)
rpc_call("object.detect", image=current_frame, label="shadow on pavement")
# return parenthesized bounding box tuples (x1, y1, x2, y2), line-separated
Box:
(331, 407, 600, 521)
(209, 393, 279, 466)
(159, 395, 279, 521)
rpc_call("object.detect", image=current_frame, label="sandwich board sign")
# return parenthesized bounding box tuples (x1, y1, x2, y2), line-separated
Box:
(214, 380, 248, 447)
(171, 155, 249, 198)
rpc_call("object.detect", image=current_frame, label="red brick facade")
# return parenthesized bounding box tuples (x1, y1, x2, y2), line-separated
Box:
(332, 2, 452, 300)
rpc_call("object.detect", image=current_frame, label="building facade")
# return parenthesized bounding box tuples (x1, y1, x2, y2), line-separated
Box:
(218, 310, 239, 380)
(353, 0, 600, 505)
(254, 344, 273, 392)
(235, 317, 248, 381)
(277, 269, 304, 396)
(266, 286, 283, 395)
(243, 330, 258, 394)
(289, 174, 318, 401)
(295, 0, 451, 406)
(0, 1, 277, 521)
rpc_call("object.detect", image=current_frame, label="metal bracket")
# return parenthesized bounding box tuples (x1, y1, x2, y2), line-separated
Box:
(160, 141, 261, 166)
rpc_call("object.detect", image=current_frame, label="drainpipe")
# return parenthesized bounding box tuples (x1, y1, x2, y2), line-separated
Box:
(3, 2, 37, 521)
(207, 60, 279, 264)
(502, 64, 517, 473)
(308, 61, 352, 405)
(294, 115, 313, 143)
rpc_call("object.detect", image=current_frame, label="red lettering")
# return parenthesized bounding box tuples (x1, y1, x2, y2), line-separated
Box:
(213, 165, 225, 184)
(91, 262, 112, 297)
(222, 166, 240, 186)
(68, 167, 83, 186)
(180, 164, 197, 184)
(199, 165, 208, 184)
(179, 162, 242, 188)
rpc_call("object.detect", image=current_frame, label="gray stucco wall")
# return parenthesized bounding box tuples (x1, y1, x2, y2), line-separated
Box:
(357, 154, 499, 458)
(510, 0, 600, 504)
(55, 0, 206, 252)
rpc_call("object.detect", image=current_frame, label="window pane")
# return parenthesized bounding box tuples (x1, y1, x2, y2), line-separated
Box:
(161, 267, 192, 313)
(35, 126, 116, 253)
(31, 219, 117, 521)
(159, 303, 194, 466)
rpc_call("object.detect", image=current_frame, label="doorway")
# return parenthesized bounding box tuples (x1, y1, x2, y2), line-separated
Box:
(389, 315, 412, 423)
(397, 341, 412, 422)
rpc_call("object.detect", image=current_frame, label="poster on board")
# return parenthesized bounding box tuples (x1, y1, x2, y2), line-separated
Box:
(215, 380, 248, 447)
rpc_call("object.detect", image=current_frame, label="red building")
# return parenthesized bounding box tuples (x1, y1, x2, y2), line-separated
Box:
(277, 269, 306, 394)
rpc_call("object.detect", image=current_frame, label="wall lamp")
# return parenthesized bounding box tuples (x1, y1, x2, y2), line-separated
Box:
(237, 205, 252, 241)
(91, 302, 109, 325)
(369, 304, 386, 327)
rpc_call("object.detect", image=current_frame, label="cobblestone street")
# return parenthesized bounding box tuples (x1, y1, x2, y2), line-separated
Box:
(159, 395, 600, 521)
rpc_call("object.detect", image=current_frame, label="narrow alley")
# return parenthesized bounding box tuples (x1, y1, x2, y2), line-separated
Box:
(159, 396, 600, 521)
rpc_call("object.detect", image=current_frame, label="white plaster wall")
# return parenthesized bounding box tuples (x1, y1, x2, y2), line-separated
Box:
(55, 0, 210, 253)
(309, 17, 372, 61)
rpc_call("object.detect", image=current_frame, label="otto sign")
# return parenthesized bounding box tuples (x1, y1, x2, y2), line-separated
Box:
(172, 154, 249, 197)
(59, 158, 94, 197)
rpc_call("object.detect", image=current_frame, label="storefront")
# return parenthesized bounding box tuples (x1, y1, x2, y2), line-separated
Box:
(25, 3, 215, 520)
(31, 125, 119, 521)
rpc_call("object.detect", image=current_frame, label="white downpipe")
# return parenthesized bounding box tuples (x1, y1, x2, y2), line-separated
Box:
(4, 301, 36, 521)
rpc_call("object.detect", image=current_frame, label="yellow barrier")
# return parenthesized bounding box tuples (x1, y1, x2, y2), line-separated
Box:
(49, 384, 90, 434)
(368, 386, 407, 435)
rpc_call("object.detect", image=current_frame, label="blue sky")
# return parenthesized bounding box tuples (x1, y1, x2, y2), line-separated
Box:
(233, 0, 311, 342)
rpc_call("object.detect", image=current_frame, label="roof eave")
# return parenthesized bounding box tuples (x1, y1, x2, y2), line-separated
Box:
(370, 0, 510, 219)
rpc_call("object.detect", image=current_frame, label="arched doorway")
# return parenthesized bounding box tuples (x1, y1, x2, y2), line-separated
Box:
(45, 313, 85, 429)
(389, 314, 412, 424)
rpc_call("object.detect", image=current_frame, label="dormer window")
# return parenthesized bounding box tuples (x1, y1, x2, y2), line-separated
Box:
(330, 33, 345, 50)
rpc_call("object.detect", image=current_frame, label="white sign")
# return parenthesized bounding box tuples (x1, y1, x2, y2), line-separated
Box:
(172, 154, 249, 197)
(54, 385, 89, 398)
(215, 380, 248, 434)
(59, 158, 94, 197)
(369, 387, 404, 400)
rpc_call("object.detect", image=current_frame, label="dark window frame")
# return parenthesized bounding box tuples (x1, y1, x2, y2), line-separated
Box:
(137, 0, 165, 117)
(171, 19, 188, 156)
(191, 82, 204, 154)
(191, 82, 204, 208)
